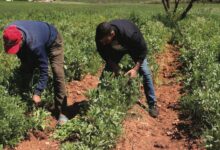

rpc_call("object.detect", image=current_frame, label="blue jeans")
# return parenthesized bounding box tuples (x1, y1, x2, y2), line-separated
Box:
(101, 58, 156, 105)
(139, 59, 156, 105)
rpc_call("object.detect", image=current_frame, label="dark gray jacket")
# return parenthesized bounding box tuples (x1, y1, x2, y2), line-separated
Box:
(96, 19, 147, 62)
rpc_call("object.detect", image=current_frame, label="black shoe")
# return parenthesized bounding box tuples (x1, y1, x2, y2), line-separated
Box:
(149, 104, 159, 118)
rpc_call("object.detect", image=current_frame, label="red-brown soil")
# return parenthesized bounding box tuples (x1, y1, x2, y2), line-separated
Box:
(66, 74, 99, 105)
(115, 44, 203, 150)
(12, 117, 59, 150)
(11, 44, 202, 150)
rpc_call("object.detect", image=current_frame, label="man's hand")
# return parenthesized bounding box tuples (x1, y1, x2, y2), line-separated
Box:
(32, 94, 41, 106)
(125, 60, 143, 78)
(125, 68, 138, 78)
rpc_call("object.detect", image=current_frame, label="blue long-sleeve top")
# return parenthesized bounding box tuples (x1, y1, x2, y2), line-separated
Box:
(8, 20, 58, 95)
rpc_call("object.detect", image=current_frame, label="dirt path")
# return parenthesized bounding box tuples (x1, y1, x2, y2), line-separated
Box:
(115, 44, 202, 150)
(12, 44, 202, 150)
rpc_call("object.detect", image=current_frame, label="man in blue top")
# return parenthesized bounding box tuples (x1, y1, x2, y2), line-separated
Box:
(95, 19, 159, 118)
(3, 20, 68, 125)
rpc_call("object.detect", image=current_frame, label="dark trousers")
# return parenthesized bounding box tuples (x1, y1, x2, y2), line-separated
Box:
(48, 32, 67, 114)
(20, 32, 67, 114)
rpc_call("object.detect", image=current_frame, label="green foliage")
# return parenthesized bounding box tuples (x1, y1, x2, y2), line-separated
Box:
(60, 0, 161, 3)
(140, 19, 171, 77)
(128, 11, 145, 28)
(141, 20, 171, 54)
(0, 87, 31, 147)
(177, 9, 220, 149)
(31, 108, 51, 131)
(0, 52, 19, 90)
(54, 73, 140, 149)
(61, 142, 90, 150)
(154, 12, 178, 29)
(204, 123, 220, 150)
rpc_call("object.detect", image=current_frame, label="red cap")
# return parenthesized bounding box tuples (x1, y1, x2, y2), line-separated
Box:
(3, 25, 22, 54)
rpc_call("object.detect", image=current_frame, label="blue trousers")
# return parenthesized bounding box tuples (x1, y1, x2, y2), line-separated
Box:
(101, 57, 156, 105)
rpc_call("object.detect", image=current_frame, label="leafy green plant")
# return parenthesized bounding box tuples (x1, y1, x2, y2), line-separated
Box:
(61, 142, 90, 150)
(31, 108, 51, 131)
(204, 123, 220, 150)
(54, 73, 140, 149)
(0, 87, 31, 147)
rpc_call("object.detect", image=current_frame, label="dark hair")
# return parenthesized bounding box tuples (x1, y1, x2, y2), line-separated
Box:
(96, 22, 113, 40)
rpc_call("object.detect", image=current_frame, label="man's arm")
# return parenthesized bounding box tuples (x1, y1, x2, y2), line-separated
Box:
(32, 46, 49, 96)
(125, 31, 147, 78)
(130, 32, 147, 61)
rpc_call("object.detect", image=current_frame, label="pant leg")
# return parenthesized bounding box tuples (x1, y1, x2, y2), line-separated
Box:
(139, 58, 156, 105)
(48, 32, 67, 114)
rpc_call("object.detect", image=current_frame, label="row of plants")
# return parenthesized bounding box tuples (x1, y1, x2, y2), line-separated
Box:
(0, 3, 170, 148)
(175, 9, 220, 149)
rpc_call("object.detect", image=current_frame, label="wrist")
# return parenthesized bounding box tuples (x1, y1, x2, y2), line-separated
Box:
(133, 65, 139, 72)
(133, 60, 143, 71)
(34, 89, 41, 96)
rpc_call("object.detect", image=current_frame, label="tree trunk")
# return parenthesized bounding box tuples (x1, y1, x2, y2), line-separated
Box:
(165, 0, 170, 9)
(174, 0, 180, 13)
(179, 0, 197, 20)
(162, 0, 169, 12)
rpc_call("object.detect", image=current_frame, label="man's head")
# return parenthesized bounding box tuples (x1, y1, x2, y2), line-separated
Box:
(96, 22, 115, 45)
(3, 25, 23, 54)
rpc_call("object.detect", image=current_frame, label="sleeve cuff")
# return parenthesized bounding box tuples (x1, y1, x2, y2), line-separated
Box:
(34, 89, 42, 96)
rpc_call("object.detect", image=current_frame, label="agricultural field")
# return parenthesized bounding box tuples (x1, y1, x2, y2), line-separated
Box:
(0, 1, 219, 150)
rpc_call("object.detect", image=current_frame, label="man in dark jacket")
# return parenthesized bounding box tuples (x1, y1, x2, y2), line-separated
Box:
(95, 19, 158, 118)
(2, 20, 68, 125)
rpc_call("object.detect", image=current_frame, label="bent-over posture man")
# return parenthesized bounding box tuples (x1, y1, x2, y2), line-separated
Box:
(3, 20, 68, 125)
(95, 19, 159, 118)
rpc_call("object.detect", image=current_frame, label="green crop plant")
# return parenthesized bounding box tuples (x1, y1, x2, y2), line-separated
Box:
(31, 108, 51, 131)
(54, 73, 140, 149)
(0, 87, 31, 147)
